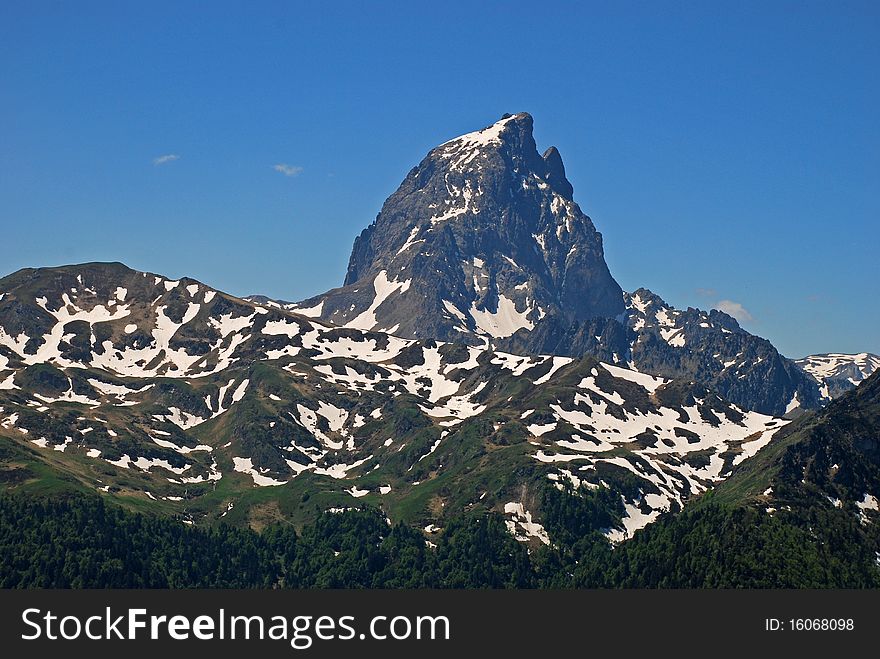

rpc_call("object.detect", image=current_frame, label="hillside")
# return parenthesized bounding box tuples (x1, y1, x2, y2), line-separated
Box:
(1, 262, 786, 540)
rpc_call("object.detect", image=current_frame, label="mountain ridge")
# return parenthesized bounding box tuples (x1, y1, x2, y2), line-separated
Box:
(795, 352, 880, 400)
(1, 260, 790, 540)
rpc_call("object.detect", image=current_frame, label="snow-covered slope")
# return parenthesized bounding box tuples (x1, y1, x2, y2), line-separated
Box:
(795, 352, 880, 400)
(0, 262, 787, 539)
(622, 289, 822, 416)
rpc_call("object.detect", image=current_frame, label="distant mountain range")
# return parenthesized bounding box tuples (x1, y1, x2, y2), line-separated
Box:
(795, 352, 880, 400)
(0, 113, 876, 560)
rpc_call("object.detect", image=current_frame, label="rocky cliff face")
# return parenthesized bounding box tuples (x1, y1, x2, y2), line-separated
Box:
(293, 113, 625, 343)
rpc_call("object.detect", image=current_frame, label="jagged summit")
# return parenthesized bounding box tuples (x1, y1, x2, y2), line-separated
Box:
(498, 285, 823, 416)
(541, 146, 573, 198)
(438, 112, 532, 147)
(300, 112, 625, 344)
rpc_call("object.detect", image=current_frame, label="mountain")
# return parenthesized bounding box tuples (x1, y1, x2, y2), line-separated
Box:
(795, 352, 880, 400)
(0, 262, 788, 539)
(705, 369, 880, 556)
(290, 112, 624, 343)
(534, 369, 880, 587)
(277, 113, 821, 416)
(500, 287, 823, 416)
(1, 113, 876, 588)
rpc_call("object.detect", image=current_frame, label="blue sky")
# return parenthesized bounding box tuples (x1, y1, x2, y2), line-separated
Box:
(1, 1, 877, 358)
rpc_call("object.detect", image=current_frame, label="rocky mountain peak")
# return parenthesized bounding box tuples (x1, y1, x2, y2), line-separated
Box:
(305, 113, 625, 344)
(436, 112, 537, 159)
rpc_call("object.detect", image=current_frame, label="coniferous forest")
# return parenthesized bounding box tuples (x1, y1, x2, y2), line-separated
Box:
(2, 485, 877, 589)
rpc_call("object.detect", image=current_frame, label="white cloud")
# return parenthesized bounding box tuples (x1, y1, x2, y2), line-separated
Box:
(152, 154, 180, 166)
(273, 163, 303, 177)
(715, 300, 754, 323)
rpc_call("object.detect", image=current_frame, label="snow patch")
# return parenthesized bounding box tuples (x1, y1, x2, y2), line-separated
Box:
(345, 271, 411, 331)
(470, 294, 534, 338)
(504, 502, 550, 545)
(233, 457, 288, 487)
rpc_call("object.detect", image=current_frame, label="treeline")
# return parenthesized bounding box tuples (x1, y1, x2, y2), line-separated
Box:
(534, 480, 880, 587)
(0, 494, 531, 588)
(1, 487, 878, 589)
